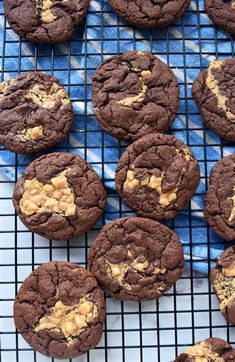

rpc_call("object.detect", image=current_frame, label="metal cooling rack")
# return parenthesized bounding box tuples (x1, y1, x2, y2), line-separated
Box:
(0, 0, 235, 361)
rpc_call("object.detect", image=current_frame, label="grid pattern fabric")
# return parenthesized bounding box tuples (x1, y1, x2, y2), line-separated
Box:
(0, 0, 235, 361)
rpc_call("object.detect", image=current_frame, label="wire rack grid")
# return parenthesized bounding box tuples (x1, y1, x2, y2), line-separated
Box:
(0, 0, 235, 361)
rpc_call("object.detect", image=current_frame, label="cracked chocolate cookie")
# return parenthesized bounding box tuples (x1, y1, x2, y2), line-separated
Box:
(0, 72, 73, 154)
(4, 0, 89, 43)
(210, 246, 235, 324)
(204, 154, 235, 241)
(12, 152, 106, 240)
(88, 217, 184, 301)
(205, 0, 235, 36)
(174, 337, 235, 361)
(108, 0, 190, 28)
(14, 261, 105, 359)
(115, 133, 200, 220)
(92, 51, 179, 141)
(192, 58, 235, 142)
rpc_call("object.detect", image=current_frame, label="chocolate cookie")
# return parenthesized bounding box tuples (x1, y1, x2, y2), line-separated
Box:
(14, 261, 105, 359)
(12, 152, 106, 240)
(210, 246, 235, 325)
(205, 0, 235, 36)
(204, 154, 235, 241)
(0, 72, 73, 154)
(174, 337, 235, 361)
(4, 0, 89, 43)
(115, 133, 200, 221)
(88, 217, 184, 301)
(92, 51, 179, 141)
(192, 58, 235, 142)
(108, 0, 191, 28)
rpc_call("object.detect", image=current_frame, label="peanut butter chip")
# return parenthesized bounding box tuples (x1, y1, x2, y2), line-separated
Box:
(17, 126, 43, 142)
(222, 262, 235, 277)
(228, 186, 235, 222)
(41, 9, 56, 23)
(124, 170, 140, 190)
(136, 51, 146, 56)
(117, 69, 151, 107)
(149, 175, 178, 207)
(186, 341, 224, 362)
(123, 170, 178, 208)
(206, 59, 235, 123)
(34, 295, 98, 339)
(132, 259, 149, 272)
(153, 266, 166, 274)
(36, 0, 57, 24)
(107, 256, 165, 290)
(213, 267, 235, 310)
(176, 147, 193, 161)
(0, 78, 15, 100)
(123, 146, 193, 207)
(25, 82, 70, 109)
(107, 262, 131, 290)
(20, 170, 76, 216)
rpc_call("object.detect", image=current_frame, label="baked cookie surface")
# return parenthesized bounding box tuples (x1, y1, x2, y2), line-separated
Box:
(108, 0, 191, 28)
(115, 133, 200, 221)
(0, 72, 73, 154)
(13, 152, 106, 240)
(92, 51, 179, 141)
(14, 261, 105, 359)
(174, 337, 235, 361)
(205, 0, 235, 36)
(88, 217, 184, 301)
(192, 58, 235, 141)
(204, 154, 235, 241)
(210, 246, 235, 325)
(4, 0, 89, 43)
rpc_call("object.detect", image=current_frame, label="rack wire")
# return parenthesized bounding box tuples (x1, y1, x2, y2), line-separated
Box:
(0, 0, 235, 361)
